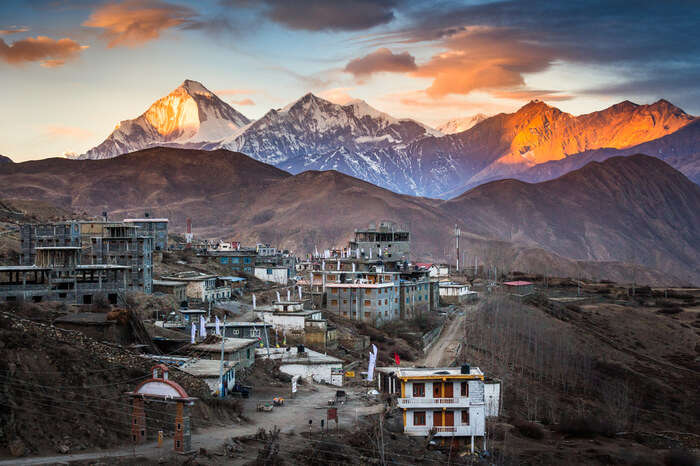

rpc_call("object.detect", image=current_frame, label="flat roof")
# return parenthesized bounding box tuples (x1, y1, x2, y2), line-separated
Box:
(504, 281, 534, 286)
(34, 246, 82, 250)
(76, 264, 131, 270)
(257, 347, 343, 364)
(123, 218, 169, 222)
(396, 366, 484, 379)
(439, 282, 470, 288)
(195, 337, 259, 352)
(179, 359, 237, 377)
(219, 276, 246, 282)
(153, 279, 187, 286)
(162, 272, 218, 281)
(325, 282, 395, 288)
(0, 265, 50, 271)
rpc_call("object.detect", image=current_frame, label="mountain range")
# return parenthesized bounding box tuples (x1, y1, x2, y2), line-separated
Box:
(73, 80, 697, 198)
(436, 114, 489, 134)
(4, 147, 700, 285)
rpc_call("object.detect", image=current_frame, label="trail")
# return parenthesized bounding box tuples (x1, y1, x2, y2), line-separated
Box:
(1, 384, 380, 465)
(419, 308, 469, 367)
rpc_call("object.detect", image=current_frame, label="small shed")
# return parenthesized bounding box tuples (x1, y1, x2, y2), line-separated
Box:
(503, 281, 535, 297)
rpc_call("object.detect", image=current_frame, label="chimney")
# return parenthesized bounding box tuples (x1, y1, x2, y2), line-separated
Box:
(461, 363, 470, 375)
(102, 211, 107, 222)
(144, 212, 150, 218)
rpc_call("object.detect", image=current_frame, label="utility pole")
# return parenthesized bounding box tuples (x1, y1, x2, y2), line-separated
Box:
(218, 315, 226, 398)
(454, 225, 461, 272)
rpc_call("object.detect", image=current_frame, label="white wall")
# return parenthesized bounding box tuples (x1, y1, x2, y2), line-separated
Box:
(254, 267, 288, 285)
(279, 362, 343, 386)
(484, 382, 501, 417)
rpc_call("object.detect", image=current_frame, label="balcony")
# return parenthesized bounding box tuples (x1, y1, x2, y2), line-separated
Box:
(397, 396, 470, 408)
(404, 425, 477, 437)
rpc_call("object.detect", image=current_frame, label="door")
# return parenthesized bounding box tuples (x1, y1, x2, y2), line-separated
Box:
(444, 411, 454, 427)
(433, 411, 443, 427)
(443, 383, 453, 398)
(433, 382, 442, 398)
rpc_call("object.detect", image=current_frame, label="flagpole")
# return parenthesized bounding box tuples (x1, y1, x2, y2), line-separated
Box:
(218, 315, 226, 398)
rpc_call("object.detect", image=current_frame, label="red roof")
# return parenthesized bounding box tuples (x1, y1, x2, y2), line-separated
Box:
(504, 281, 533, 286)
(415, 263, 434, 268)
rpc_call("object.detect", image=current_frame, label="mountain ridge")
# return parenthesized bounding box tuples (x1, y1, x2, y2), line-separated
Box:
(2, 147, 698, 285)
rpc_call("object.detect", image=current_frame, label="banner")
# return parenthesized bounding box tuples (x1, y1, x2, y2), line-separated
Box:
(367, 344, 378, 382)
(215, 316, 221, 336)
(190, 322, 196, 344)
(252, 293, 256, 309)
(200, 316, 207, 338)
(291, 375, 300, 393)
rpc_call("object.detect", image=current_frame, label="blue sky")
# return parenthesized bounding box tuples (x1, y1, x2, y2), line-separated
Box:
(1, 0, 698, 162)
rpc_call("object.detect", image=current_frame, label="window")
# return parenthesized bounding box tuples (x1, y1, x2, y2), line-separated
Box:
(221, 257, 228, 264)
(394, 298, 398, 303)
(343, 299, 347, 304)
(364, 300, 371, 306)
(461, 410, 469, 425)
(331, 299, 338, 305)
(342, 312, 348, 317)
(267, 268, 272, 274)
(384, 299, 388, 305)
(365, 289, 371, 295)
(412, 383, 425, 397)
(331, 288, 338, 294)
(413, 411, 426, 426)
(461, 382, 468, 397)
(364, 312, 370, 318)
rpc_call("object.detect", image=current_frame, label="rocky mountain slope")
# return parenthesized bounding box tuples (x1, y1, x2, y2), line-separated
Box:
(78, 80, 250, 160)
(413, 99, 696, 197)
(512, 118, 700, 186)
(0, 155, 13, 164)
(77, 81, 696, 198)
(1, 148, 698, 284)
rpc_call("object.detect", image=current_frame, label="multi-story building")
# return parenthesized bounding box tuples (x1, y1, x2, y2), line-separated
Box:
(20, 222, 81, 265)
(161, 271, 231, 303)
(0, 245, 130, 305)
(90, 223, 153, 294)
(255, 243, 277, 257)
(391, 366, 488, 452)
(200, 249, 257, 275)
(123, 217, 169, 251)
(349, 221, 410, 263)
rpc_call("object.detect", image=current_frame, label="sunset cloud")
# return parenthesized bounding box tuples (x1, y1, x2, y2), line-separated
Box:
(229, 98, 255, 106)
(43, 125, 94, 140)
(411, 27, 554, 98)
(345, 48, 417, 78)
(0, 26, 29, 35)
(83, 0, 197, 47)
(227, 0, 398, 31)
(318, 87, 356, 105)
(0, 36, 87, 67)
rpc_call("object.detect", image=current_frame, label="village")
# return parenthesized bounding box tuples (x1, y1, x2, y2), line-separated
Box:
(0, 212, 698, 465)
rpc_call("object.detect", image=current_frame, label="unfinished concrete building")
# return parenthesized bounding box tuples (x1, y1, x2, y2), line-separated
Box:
(349, 221, 411, 263)
(0, 246, 130, 305)
(90, 223, 153, 294)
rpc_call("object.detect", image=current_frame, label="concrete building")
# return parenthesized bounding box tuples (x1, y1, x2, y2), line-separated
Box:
(161, 271, 231, 303)
(254, 265, 289, 285)
(503, 281, 535, 297)
(204, 250, 257, 275)
(123, 217, 169, 251)
(392, 365, 488, 451)
(257, 346, 344, 386)
(0, 246, 130, 305)
(255, 243, 277, 256)
(416, 263, 449, 280)
(153, 280, 188, 305)
(255, 301, 334, 349)
(90, 223, 153, 294)
(20, 222, 82, 266)
(193, 338, 258, 369)
(349, 221, 410, 263)
(439, 282, 478, 305)
(179, 359, 237, 397)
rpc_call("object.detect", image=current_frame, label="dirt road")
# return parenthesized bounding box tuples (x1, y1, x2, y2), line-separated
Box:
(420, 309, 468, 367)
(1, 384, 381, 465)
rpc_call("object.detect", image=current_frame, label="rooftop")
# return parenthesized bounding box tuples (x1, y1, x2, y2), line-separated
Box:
(194, 337, 259, 352)
(153, 279, 187, 286)
(179, 359, 237, 377)
(257, 346, 343, 364)
(396, 366, 484, 379)
(503, 281, 534, 286)
(162, 271, 218, 281)
(123, 218, 169, 223)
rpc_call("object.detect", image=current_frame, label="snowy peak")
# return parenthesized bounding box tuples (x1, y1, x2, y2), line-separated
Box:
(79, 80, 250, 160)
(437, 113, 489, 134)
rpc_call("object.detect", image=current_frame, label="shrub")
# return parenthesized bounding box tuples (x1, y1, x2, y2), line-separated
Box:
(513, 420, 545, 440)
(557, 413, 616, 438)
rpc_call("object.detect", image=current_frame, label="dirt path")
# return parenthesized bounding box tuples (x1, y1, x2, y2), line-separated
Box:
(1, 384, 381, 465)
(419, 309, 468, 367)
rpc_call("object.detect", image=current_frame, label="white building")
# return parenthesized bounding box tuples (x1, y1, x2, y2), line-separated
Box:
(257, 346, 344, 386)
(439, 282, 478, 304)
(254, 265, 289, 285)
(394, 366, 489, 452)
(179, 359, 237, 397)
(415, 263, 449, 279)
(162, 271, 231, 303)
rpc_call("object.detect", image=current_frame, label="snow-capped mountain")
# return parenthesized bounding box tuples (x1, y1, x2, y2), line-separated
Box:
(206, 93, 439, 194)
(76, 80, 250, 160)
(436, 114, 489, 134)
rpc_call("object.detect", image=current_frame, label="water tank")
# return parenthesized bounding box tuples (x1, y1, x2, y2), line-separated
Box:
(461, 364, 470, 374)
(297, 344, 305, 353)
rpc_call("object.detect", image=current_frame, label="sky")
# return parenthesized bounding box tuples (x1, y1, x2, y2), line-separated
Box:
(1, 0, 699, 162)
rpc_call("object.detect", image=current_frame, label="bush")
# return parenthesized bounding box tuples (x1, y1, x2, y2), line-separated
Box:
(513, 420, 545, 440)
(557, 413, 616, 438)
(664, 449, 698, 466)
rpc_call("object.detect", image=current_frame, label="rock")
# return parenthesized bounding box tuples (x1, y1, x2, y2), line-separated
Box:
(58, 444, 70, 454)
(158, 456, 167, 464)
(9, 438, 26, 457)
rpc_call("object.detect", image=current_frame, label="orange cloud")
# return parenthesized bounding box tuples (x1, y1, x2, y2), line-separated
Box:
(318, 87, 355, 105)
(0, 26, 29, 35)
(44, 125, 94, 140)
(345, 47, 417, 77)
(0, 36, 87, 67)
(83, 0, 196, 48)
(490, 89, 573, 102)
(412, 27, 554, 98)
(215, 88, 257, 96)
(230, 98, 255, 106)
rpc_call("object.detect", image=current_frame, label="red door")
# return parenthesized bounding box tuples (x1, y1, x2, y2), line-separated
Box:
(433, 382, 442, 398)
(443, 383, 453, 398)
(444, 411, 454, 427)
(433, 411, 443, 426)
